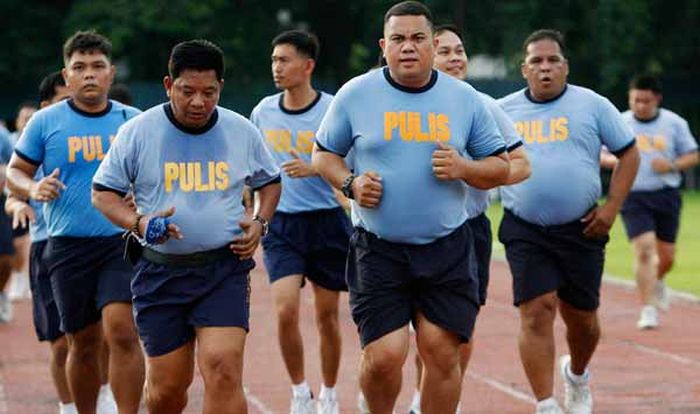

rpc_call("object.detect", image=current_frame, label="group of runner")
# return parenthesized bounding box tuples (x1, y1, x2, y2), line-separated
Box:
(1, 1, 697, 414)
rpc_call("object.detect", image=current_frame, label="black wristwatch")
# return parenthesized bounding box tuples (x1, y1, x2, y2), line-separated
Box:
(341, 174, 356, 199)
(252, 215, 269, 236)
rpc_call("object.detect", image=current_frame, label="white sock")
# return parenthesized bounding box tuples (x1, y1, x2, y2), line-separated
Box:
(292, 381, 311, 397)
(411, 389, 421, 408)
(99, 383, 112, 397)
(60, 402, 78, 414)
(566, 364, 590, 383)
(536, 397, 558, 408)
(319, 385, 336, 400)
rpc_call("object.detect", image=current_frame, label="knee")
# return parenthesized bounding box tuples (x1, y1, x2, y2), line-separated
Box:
(276, 302, 299, 329)
(636, 244, 658, 265)
(362, 347, 405, 378)
(146, 380, 188, 412)
(315, 308, 339, 335)
(51, 338, 69, 367)
(200, 350, 243, 390)
(104, 321, 140, 353)
(658, 255, 674, 275)
(520, 297, 557, 335)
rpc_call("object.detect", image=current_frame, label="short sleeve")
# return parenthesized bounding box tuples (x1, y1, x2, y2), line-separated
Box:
(483, 96, 522, 150)
(315, 96, 353, 156)
(92, 122, 138, 194)
(596, 97, 635, 154)
(246, 126, 281, 190)
(674, 117, 698, 156)
(466, 95, 506, 159)
(14, 114, 45, 165)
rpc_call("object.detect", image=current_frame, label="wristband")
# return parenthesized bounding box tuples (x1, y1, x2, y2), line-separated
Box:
(252, 215, 269, 236)
(131, 214, 145, 237)
(145, 216, 171, 244)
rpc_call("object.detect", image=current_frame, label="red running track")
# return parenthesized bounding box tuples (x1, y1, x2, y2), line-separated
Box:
(1, 254, 699, 413)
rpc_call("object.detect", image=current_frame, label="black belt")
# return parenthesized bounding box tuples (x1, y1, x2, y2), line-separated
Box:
(142, 245, 235, 267)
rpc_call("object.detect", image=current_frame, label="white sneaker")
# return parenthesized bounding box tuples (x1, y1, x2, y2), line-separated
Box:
(59, 402, 79, 414)
(559, 355, 592, 414)
(534, 398, 564, 414)
(656, 280, 670, 311)
(636, 305, 659, 330)
(0, 292, 13, 323)
(290, 391, 315, 414)
(316, 393, 339, 414)
(97, 385, 118, 414)
(357, 393, 370, 414)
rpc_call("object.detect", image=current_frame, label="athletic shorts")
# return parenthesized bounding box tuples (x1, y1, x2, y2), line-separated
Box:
(11, 224, 29, 239)
(347, 220, 479, 348)
(262, 207, 350, 291)
(47, 235, 133, 334)
(468, 213, 493, 306)
(621, 187, 681, 243)
(498, 209, 609, 311)
(132, 253, 255, 357)
(29, 240, 63, 342)
(0, 206, 15, 256)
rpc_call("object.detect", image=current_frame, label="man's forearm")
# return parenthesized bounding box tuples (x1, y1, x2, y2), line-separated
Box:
(505, 147, 531, 185)
(607, 146, 640, 211)
(675, 151, 699, 171)
(254, 183, 281, 221)
(7, 167, 36, 200)
(311, 146, 352, 190)
(92, 189, 140, 231)
(460, 153, 510, 189)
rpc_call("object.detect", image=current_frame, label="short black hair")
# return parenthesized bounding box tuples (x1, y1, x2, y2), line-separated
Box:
(272, 30, 320, 61)
(109, 83, 134, 106)
(523, 29, 566, 58)
(63, 30, 112, 63)
(38, 71, 66, 103)
(168, 39, 225, 80)
(434, 24, 463, 42)
(629, 74, 662, 94)
(384, 1, 434, 28)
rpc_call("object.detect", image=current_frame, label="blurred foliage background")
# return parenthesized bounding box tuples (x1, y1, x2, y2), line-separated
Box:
(1, 0, 698, 136)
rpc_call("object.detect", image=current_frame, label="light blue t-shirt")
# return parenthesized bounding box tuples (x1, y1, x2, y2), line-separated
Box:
(93, 103, 281, 255)
(251, 91, 339, 213)
(499, 85, 635, 226)
(0, 128, 13, 164)
(15, 99, 140, 237)
(317, 67, 506, 244)
(465, 92, 524, 218)
(622, 109, 698, 192)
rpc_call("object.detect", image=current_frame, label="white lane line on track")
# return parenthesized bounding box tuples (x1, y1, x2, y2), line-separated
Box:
(0, 370, 8, 414)
(245, 388, 276, 414)
(466, 371, 536, 405)
(619, 340, 700, 368)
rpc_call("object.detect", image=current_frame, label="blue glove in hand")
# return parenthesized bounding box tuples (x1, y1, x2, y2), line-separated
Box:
(145, 216, 171, 244)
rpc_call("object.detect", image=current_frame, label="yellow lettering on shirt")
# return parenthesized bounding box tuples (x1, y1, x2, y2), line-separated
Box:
(383, 112, 451, 142)
(163, 161, 230, 192)
(265, 129, 315, 154)
(515, 117, 569, 144)
(67, 135, 108, 163)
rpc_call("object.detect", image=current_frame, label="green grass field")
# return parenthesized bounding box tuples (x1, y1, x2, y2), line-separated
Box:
(486, 191, 700, 297)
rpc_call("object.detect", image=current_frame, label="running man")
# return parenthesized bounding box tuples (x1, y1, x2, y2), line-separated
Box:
(313, 2, 510, 413)
(409, 23, 532, 414)
(7, 31, 145, 414)
(603, 74, 698, 329)
(92, 39, 281, 414)
(251, 30, 350, 414)
(498, 29, 640, 414)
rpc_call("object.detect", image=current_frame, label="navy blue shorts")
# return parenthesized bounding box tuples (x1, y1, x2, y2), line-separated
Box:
(621, 188, 681, 243)
(29, 240, 63, 342)
(347, 220, 479, 347)
(498, 210, 609, 311)
(47, 236, 133, 334)
(0, 207, 15, 256)
(262, 207, 350, 291)
(468, 213, 492, 306)
(132, 253, 255, 357)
